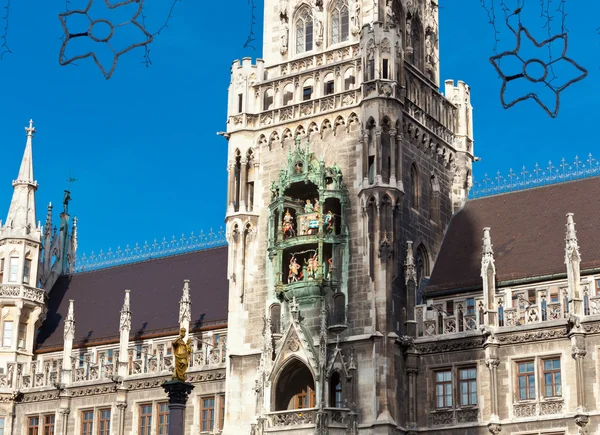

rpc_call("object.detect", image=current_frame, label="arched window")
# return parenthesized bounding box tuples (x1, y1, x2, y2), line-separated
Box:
(343, 68, 355, 90)
(430, 175, 440, 224)
(275, 359, 315, 410)
(270, 303, 281, 334)
(410, 17, 423, 69)
(263, 89, 274, 110)
(296, 8, 314, 54)
(415, 244, 429, 286)
(330, 371, 343, 408)
(410, 164, 420, 211)
(323, 72, 335, 95)
(331, 0, 349, 44)
(282, 83, 294, 106)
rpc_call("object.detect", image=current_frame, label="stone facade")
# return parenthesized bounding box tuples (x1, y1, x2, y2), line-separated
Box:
(222, 1, 473, 434)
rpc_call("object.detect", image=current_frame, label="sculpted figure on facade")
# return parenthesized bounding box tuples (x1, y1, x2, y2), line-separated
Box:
(283, 209, 296, 239)
(312, 4, 324, 46)
(350, 0, 361, 35)
(172, 328, 192, 382)
(279, 0, 289, 19)
(280, 21, 289, 55)
(289, 255, 302, 282)
(385, 0, 395, 26)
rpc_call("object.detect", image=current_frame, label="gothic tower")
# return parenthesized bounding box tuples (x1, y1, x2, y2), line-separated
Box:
(222, 1, 473, 434)
(0, 121, 46, 367)
(0, 121, 77, 371)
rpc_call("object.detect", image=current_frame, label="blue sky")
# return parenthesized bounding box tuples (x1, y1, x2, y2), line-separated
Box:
(0, 0, 597, 257)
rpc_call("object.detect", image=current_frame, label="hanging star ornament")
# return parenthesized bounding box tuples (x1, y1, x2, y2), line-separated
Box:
(59, 0, 153, 79)
(489, 24, 587, 118)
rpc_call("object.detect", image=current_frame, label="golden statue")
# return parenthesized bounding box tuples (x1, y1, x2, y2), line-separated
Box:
(172, 328, 193, 382)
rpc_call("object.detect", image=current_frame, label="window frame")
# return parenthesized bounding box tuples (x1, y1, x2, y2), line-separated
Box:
(80, 410, 94, 435)
(458, 367, 478, 407)
(156, 402, 169, 435)
(43, 414, 55, 435)
(200, 396, 216, 432)
(516, 359, 536, 401)
(2, 321, 13, 348)
(27, 415, 40, 435)
(138, 403, 152, 435)
(8, 257, 18, 282)
(295, 8, 313, 54)
(330, 0, 349, 45)
(430, 364, 479, 412)
(434, 369, 453, 409)
(542, 358, 562, 398)
(97, 408, 111, 435)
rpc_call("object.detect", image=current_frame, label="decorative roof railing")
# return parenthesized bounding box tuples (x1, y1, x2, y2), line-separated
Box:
(469, 153, 600, 199)
(74, 228, 227, 273)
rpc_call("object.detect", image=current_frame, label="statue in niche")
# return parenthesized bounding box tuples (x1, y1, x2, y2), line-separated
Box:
(304, 199, 314, 213)
(289, 255, 302, 282)
(385, 1, 395, 26)
(312, 4, 323, 46)
(282, 209, 296, 239)
(425, 33, 435, 66)
(313, 198, 320, 213)
(280, 21, 289, 55)
(324, 210, 335, 233)
(295, 162, 303, 173)
(172, 328, 192, 382)
(305, 252, 319, 279)
(327, 257, 333, 280)
(350, 0, 361, 34)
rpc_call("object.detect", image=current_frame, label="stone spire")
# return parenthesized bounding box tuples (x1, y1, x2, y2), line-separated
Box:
(481, 228, 497, 326)
(118, 290, 131, 378)
(404, 241, 416, 285)
(3, 120, 39, 238)
(179, 280, 191, 340)
(565, 213, 583, 315)
(62, 299, 75, 384)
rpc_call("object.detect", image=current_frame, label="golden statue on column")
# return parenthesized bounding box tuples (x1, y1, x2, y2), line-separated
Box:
(172, 328, 193, 382)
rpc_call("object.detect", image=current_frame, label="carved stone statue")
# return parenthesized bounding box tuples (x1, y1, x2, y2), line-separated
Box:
(63, 190, 71, 214)
(312, 5, 323, 45)
(350, 0, 361, 34)
(385, 1, 395, 25)
(280, 21, 289, 55)
(425, 33, 434, 66)
(324, 210, 335, 233)
(172, 328, 192, 382)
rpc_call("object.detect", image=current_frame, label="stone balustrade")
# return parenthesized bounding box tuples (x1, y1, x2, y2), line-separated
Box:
(0, 284, 46, 304)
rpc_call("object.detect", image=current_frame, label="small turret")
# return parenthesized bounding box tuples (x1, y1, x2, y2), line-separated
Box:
(179, 280, 192, 341)
(481, 228, 497, 326)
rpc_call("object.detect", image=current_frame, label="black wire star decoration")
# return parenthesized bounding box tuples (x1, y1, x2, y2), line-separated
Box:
(59, 0, 153, 79)
(489, 23, 587, 118)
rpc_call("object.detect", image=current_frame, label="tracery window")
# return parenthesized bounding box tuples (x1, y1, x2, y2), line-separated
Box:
(415, 244, 429, 286)
(331, 0, 349, 44)
(410, 164, 420, 211)
(296, 8, 313, 53)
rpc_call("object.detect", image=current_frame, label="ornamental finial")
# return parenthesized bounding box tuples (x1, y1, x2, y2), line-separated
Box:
(25, 119, 35, 138)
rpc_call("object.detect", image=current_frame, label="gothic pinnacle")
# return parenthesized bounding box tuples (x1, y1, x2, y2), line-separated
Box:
(482, 227, 493, 256)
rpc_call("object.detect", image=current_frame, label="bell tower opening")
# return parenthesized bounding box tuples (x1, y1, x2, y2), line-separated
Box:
(275, 359, 316, 410)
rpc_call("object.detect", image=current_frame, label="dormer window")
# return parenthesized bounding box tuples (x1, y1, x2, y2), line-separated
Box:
(331, 0, 349, 44)
(296, 8, 313, 54)
(8, 257, 18, 282)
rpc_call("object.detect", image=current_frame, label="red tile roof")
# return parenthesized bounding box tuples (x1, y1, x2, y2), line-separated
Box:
(426, 177, 600, 294)
(36, 246, 229, 351)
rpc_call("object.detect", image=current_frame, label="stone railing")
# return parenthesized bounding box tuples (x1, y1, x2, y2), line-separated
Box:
(429, 408, 479, 427)
(1, 335, 227, 390)
(325, 408, 350, 425)
(0, 284, 45, 304)
(513, 399, 564, 418)
(267, 408, 318, 427)
(269, 44, 360, 79)
(232, 89, 359, 130)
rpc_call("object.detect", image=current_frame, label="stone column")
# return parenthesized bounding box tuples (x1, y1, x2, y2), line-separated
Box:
(163, 380, 195, 435)
(116, 403, 127, 435)
(406, 367, 418, 428)
(227, 163, 235, 212)
(239, 159, 248, 211)
(375, 128, 382, 183)
(485, 357, 500, 421)
(396, 132, 404, 189)
(58, 408, 70, 435)
(389, 128, 397, 184)
(571, 334, 587, 412)
(361, 132, 369, 183)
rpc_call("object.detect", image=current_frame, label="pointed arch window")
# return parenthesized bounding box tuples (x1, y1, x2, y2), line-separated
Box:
(410, 164, 420, 211)
(330, 371, 343, 408)
(275, 359, 315, 410)
(296, 9, 313, 54)
(331, 0, 349, 44)
(270, 303, 281, 334)
(415, 244, 429, 286)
